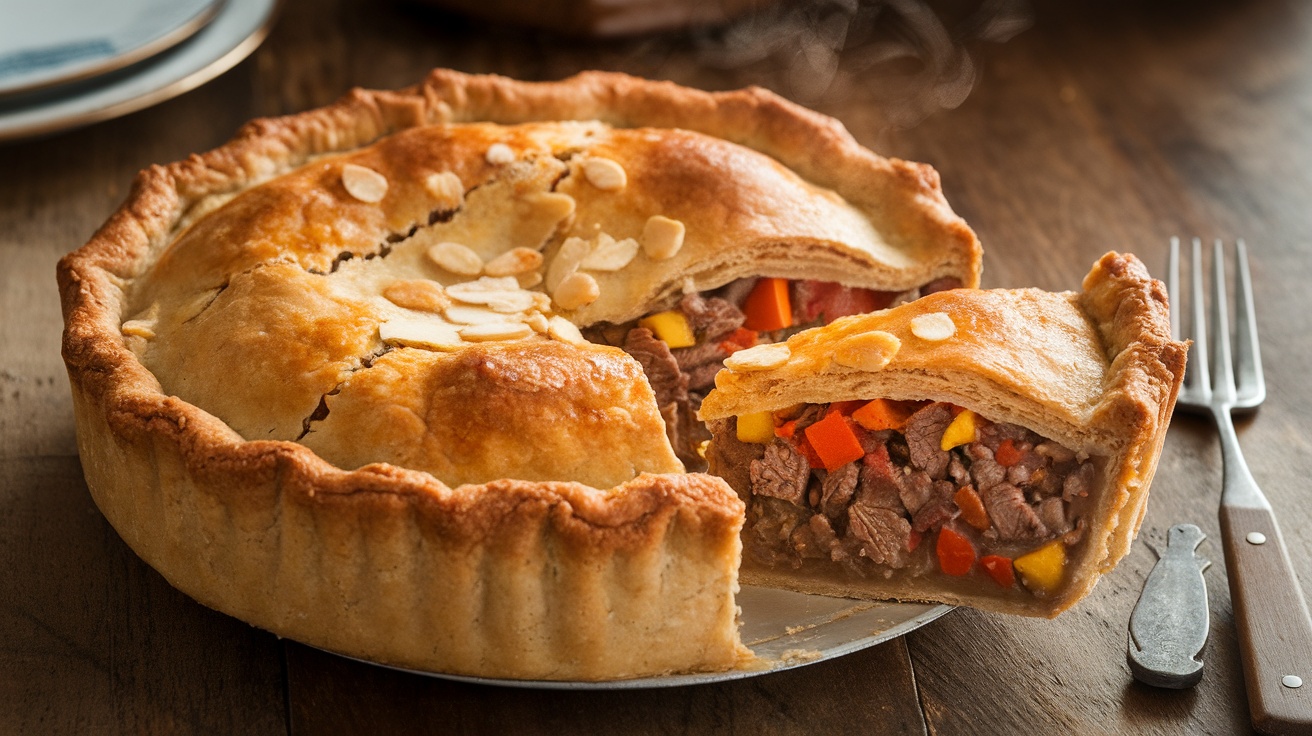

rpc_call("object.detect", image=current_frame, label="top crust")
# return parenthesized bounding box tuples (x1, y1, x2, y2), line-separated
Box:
(700, 252, 1187, 615)
(57, 70, 983, 678)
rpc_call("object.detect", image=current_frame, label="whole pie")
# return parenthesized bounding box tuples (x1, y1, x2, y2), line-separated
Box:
(59, 70, 982, 680)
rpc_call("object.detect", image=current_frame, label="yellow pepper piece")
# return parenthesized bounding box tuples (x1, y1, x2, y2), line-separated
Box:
(1013, 540, 1067, 596)
(638, 310, 696, 348)
(736, 412, 776, 444)
(940, 409, 978, 451)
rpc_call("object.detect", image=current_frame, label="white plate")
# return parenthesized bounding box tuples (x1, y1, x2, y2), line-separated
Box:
(0, 0, 225, 98)
(0, 0, 279, 143)
(334, 586, 953, 689)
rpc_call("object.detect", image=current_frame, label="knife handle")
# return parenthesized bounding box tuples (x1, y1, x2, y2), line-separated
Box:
(1221, 505, 1312, 735)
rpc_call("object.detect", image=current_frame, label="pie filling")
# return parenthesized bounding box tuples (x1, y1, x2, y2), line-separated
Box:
(707, 400, 1099, 599)
(585, 276, 962, 469)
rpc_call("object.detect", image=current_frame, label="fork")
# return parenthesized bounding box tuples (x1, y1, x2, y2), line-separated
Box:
(1168, 237, 1312, 734)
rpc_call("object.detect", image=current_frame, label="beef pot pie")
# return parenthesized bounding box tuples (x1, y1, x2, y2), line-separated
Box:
(58, 70, 981, 680)
(700, 253, 1187, 617)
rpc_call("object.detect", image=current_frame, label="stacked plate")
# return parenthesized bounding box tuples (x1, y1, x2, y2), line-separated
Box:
(0, 0, 279, 142)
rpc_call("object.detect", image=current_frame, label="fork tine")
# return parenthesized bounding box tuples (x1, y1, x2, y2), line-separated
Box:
(1233, 239, 1266, 410)
(1211, 239, 1236, 405)
(1168, 236, 1182, 341)
(1186, 237, 1211, 400)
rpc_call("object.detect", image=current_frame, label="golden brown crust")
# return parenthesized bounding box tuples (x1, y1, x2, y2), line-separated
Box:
(59, 70, 982, 678)
(701, 252, 1186, 617)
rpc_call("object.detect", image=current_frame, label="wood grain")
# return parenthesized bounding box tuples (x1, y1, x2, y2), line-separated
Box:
(4, 0, 1312, 732)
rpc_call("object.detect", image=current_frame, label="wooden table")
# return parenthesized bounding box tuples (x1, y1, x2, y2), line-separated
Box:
(4, 0, 1310, 732)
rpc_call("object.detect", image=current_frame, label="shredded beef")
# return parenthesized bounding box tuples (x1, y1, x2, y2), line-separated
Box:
(898, 469, 934, 514)
(966, 442, 1007, 490)
(905, 402, 954, 479)
(750, 439, 810, 506)
(1063, 462, 1095, 501)
(912, 480, 958, 533)
(679, 293, 745, 339)
(848, 505, 911, 568)
(982, 483, 1048, 541)
(821, 462, 860, 519)
(623, 327, 688, 408)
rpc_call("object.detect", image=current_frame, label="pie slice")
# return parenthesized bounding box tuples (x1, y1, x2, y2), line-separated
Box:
(699, 253, 1187, 616)
(59, 70, 981, 680)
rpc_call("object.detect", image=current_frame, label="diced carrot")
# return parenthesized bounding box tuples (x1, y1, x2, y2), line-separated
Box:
(775, 419, 798, 440)
(980, 555, 1016, 588)
(851, 398, 913, 432)
(936, 527, 976, 576)
(953, 486, 990, 531)
(995, 439, 1023, 467)
(742, 278, 793, 332)
(804, 412, 865, 471)
(718, 327, 758, 355)
(827, 400, 867, 417)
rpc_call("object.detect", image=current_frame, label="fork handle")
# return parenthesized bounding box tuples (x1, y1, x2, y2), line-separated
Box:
(1221, 504, 1312, 735)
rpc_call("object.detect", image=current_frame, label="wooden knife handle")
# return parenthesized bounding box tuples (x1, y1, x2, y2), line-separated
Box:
(1221, 505, 1312, 735)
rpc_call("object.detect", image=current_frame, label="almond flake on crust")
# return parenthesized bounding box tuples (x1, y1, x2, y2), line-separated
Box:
(582, 157, 627, 191)
(485, 247, 545, 276)
(547, 316, 586, 344)
(121, 320, 156, 340)
(485, 143, 516, 165)
(910, 312, 956, 341)
(424, 171, 464, 207)
(444, 305, 516, 325)
(553, 272, 600, 310)
(833, 330, 901, 371)
(642, 216, 685, 260)
(580, 234, 639, 271)
(459, 322, 533, 342)
(724, 343, 791, 372)
(382, 280, 450, 313)
(379, 319, 463, 351)
(546, 236, 591, 293)
(341, 163, 388, 203)
(427, 242, 484, 276)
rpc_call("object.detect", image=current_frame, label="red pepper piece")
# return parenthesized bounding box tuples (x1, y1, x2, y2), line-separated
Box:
(980, 555, 1016, 588)
(936, 527, 976, 576)
(995, 439, 1023, 467)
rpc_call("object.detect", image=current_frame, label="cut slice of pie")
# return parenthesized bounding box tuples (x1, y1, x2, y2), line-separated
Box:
(59, 70, 982, 680)
(699, 253, 1187, 616)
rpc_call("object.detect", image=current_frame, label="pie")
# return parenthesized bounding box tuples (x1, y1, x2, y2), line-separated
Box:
(699, 252, 1187, 616)
(58, 70, 981, 680)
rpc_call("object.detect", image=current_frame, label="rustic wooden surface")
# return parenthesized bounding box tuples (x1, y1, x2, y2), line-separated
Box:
(3, 0, 1310, 732)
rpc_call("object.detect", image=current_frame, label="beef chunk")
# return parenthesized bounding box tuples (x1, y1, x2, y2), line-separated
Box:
(1006, 443, 1045, 486)
(966, 442, 1007, 490)
(746, 498, 810, 567)
(808, 514, 851, 562)
(679, 293, 745, 339)
(898, 469, 934, 514)
(1036, 497, 1072, 536)
(1063, 461, 1096, 501)
(750, 439, 810, 506)
(981, 483, 1048, 541)
(623, 327, 688, 408)
(705, 419, 764, 494)
(905, 402, 954, 479)
(977, 421, 1036, 450)
(856, 444, 905, 512)
(671, 340, 729, 394)
(848, 505, 912, 568)
(1035, 441, 1076, 464)
(820, 461, 860, 518)
(912, 480, 958, 533)
(947, 454, 970, 486)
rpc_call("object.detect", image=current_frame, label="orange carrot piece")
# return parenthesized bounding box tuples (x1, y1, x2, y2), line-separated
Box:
(775, 419, 798, 440)
(804, 412, 866, 471)
(936, 527, 976, 576)
(717, 327, 759, 354)
(742, 278, 793, 331)
(980, 555, 1016, 588)
(954, 486, 991, 531)
(851, 398, 912, 432)
(995, 439, 1023, 467)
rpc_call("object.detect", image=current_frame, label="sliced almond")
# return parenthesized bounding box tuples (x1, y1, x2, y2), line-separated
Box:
(553, 272, 600, 310)
(910, 312, 956, 341)
(724, 343, 791, 372)
(341, 163, 388, 203)
(444, 305, 515, 325)
(446, 276, 520, 298)
(580, 234, 639, 271)
(379, 319, 463, 351)
(427, 242, 483, 276)
(546, 236, 591, 293)
(485, 292, 537, 313)
(424, 171, 464, 207)
(517, 271, 544, 289)
(529, 291, 553, 311)
(833, 330, 901, 372)
(641, 216, 685, 260)
(383, 279, 451, 313)
(485, 247, 544, 277)
(459, 322, 533, 342)
(521, 192, 577, 239)
(583, 157, 627, 191)
(485, 143, 516, 165)
(121, 319, 156, 339)
(547, 315, 586, 344)
(525, 313, 550, 333)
